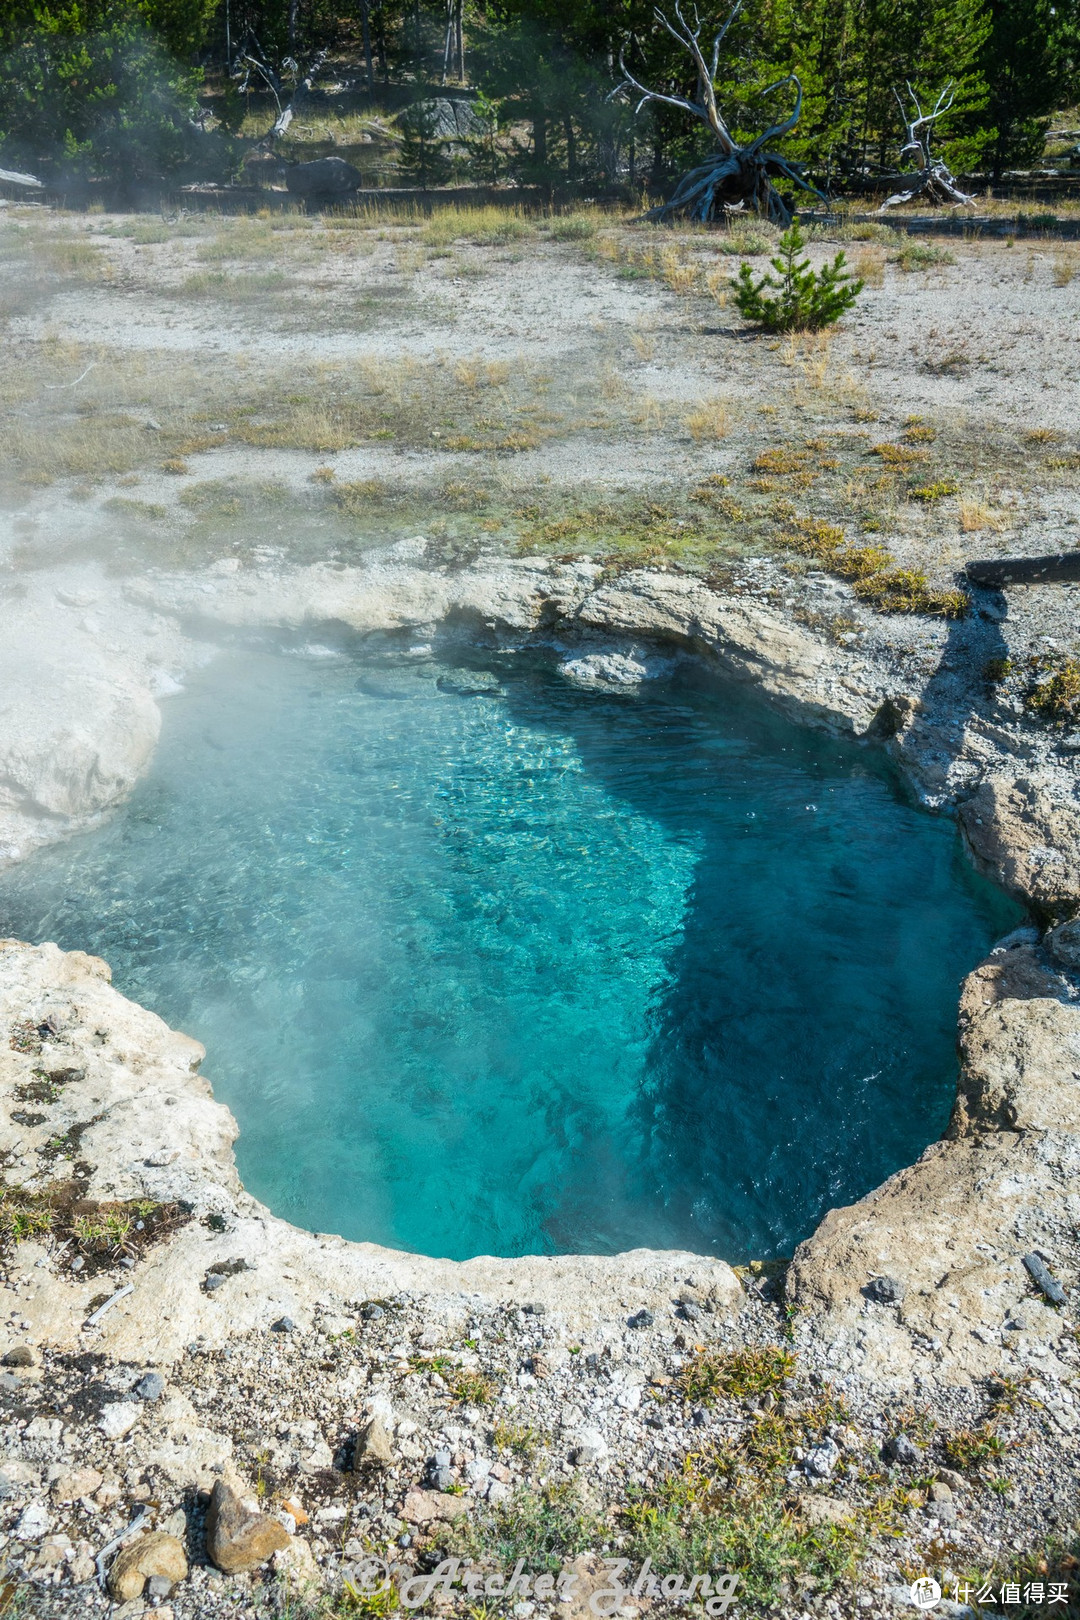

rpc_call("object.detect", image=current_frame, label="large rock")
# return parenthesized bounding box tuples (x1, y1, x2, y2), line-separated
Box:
(402, 98, 487, 141)
(107, 1532, 187, 1601)
(960, 772, 1080, 913)
(787, 961, 1080, 1388)
(952, 991, 1080, 1135)
(285, 157, 362, 197)
(353, 1415, 394, 1470)
(205, 1480, 291, 1573)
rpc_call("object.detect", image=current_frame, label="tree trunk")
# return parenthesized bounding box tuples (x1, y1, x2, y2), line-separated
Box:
(534, 110, 547, 172)
(288, 0, 299, 53)
(359, 0, 374, 92)
(564, 115, 577, 183)
(442, 0, 454, 83)
(376, 6, 389, 84)
(967, 552, 1080, 588)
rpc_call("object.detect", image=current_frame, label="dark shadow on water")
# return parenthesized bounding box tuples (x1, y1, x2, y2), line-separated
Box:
(491, 649, 1022, 1261)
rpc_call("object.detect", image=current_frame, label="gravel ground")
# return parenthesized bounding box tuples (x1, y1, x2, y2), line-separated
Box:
(2, 1277, 1078, 1618)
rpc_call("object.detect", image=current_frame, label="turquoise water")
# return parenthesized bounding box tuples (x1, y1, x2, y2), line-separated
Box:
(0, 645, 1020, 1261)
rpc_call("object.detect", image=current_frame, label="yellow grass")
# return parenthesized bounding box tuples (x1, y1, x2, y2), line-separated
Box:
(958, 497, 1009, 532)
(684, 398, 733, 441)
(630, 329, 657, 362)
(854, 247, 886, 287)
(1052, 251, 1077, 287)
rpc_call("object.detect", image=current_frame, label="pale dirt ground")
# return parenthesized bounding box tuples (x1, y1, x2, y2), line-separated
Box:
(3, 203, 1080, 798)
(2, 207, 1079, 532)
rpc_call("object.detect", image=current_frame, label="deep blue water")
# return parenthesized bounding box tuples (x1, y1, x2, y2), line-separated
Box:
(0, 645, 1020, 1261)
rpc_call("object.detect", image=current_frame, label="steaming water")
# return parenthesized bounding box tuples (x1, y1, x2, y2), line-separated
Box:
(0, 646, 1020, 1261)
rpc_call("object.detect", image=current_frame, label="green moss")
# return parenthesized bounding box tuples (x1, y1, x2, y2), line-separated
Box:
(1026, 657, 1080, 723)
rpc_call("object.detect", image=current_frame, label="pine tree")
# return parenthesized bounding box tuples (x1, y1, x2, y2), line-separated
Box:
(397, 98, 453, 187)
(731, 222, 864, 331)
(979, 0, 1080, 178)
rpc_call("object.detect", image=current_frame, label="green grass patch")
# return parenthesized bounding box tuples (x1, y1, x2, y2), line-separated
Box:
(1025, 655, 1080, 723)
(782, 517, 967, 618)
(678, 1346, 795, 1407)
(892, 242, 956, 272)
(442, 1480, 603, 1573)
(0, 1186, 186, 1269)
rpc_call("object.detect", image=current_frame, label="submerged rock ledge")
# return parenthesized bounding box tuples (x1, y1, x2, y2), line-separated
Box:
(0, 547, 1079, 1609)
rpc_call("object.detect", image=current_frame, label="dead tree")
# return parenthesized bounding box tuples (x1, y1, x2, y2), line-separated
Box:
(612, 0, 822, 225)
(878, 83, 975, 211)
(233, 35, 328, 141)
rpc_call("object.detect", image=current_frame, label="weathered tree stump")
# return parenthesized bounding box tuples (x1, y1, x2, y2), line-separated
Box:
(612, 1, 822, 226)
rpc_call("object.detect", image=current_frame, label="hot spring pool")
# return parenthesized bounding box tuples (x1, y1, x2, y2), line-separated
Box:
(0, 644, 1020, 1261)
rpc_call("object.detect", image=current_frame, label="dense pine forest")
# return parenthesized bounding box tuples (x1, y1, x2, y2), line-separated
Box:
(1, 0, 1079, 200)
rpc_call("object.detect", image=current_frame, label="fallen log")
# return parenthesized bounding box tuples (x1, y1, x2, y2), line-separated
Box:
(966, 552, 1080, 588)
(0, 167, 44, 190)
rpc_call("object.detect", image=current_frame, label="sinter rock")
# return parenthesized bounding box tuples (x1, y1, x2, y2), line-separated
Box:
(883, 1433, 923, 1466)
(205, 1480, 290, 1574)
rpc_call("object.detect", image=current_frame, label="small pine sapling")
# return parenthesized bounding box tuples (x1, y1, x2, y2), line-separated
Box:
(398, 101, 453, 189)
(732, 223, 863, 332)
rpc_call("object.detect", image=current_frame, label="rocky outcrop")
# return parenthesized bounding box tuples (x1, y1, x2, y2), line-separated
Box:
(787, 961, 1080, 1390)
(128, 552, 891, 738)
(572, 570, 887, 732)
(959, 771, 1080, 914)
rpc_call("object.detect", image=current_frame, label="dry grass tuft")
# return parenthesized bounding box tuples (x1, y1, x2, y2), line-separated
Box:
(1052, 251, 1077, 288)
(632, 394, 665, 431)
(453, 357, 510, 390)
(630, 329, 657, 362)
(958, 496, 1009, 532)
(872, 442, 929, 469)
(660, 248, 699, 295)
(684, 398, 732, 441)
(853, 247, 886, 287)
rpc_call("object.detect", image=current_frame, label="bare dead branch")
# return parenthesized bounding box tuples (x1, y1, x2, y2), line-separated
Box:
(879, 80, 975, 211)
(612, 1, 818, 225)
